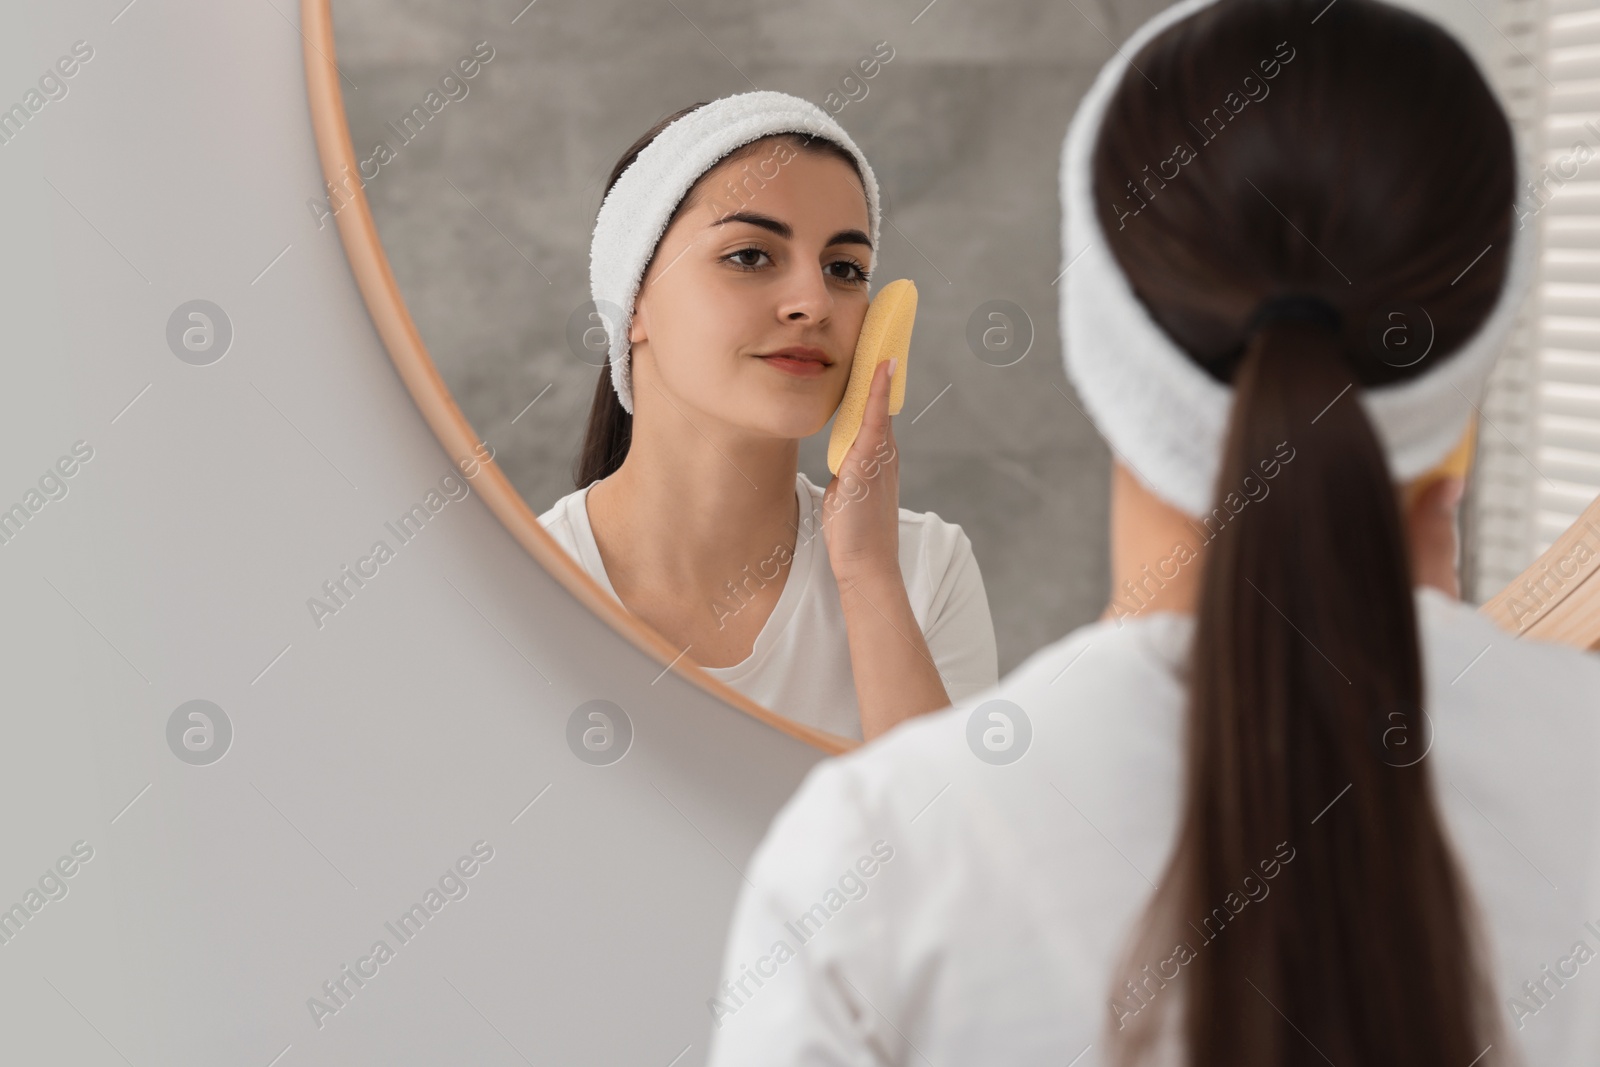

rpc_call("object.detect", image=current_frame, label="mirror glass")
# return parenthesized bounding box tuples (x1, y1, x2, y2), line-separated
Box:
(326, 0, 1566, 740)
(326, 0, 1141, 743)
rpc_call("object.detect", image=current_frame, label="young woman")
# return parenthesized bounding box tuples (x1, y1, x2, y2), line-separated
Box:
(538, 92, 998, 742)
(704, 2, 1600, 1064)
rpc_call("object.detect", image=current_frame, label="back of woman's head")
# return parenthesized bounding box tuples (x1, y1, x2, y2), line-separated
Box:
(1092, 0, 1511, 1063)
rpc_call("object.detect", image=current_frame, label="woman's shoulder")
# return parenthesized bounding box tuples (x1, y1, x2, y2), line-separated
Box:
(1417, 587, 1600, 809)
(536, 482, 587, 520)
(788, 612, 1191, 828)
(536, 483, 592, 554)
(1419, 587, 1600, 706)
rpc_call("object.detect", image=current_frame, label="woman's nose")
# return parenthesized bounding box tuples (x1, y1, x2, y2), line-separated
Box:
(777, 264, 832, 323)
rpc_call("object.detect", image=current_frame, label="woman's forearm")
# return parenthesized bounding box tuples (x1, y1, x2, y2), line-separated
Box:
(837, 567, 952, 741)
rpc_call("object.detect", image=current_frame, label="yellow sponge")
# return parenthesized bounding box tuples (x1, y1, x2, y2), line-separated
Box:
(828, 279, 916, 475)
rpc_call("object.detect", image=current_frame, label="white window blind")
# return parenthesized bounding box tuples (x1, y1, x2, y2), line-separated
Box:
(1531, 1, 1600, 551)
(1467, 0, 1600, 601)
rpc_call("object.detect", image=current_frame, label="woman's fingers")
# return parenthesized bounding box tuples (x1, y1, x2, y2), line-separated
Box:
(821, 356, 902, 583)
(848, 358, 896, 468)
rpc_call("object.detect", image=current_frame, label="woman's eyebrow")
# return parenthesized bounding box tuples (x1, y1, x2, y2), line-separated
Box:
(709, 211, 873, 251)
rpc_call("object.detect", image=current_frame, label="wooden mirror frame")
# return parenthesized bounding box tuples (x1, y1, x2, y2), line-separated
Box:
(300, 0, 1597, 759)
(1481, 504, 1600, 647)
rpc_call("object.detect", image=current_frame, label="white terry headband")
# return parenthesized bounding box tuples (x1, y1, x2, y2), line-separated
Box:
(589, 90, 882, 414)
(1059, 0, 1538, 519)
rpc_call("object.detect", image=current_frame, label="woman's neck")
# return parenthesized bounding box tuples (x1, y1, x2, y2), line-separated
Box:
(586, 401, 803, 595)
(1103, 461, 1205, 623)
(1103, 457, 1453, 623)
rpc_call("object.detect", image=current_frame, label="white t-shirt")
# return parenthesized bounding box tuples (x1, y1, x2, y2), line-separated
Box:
(705, 587, 1600, 1066)
(537, 471, 999, 741)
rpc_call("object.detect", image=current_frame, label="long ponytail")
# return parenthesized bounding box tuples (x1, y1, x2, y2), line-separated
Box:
(1114, 319, 1499, 1065)
(1088, 0, 1518, 1061)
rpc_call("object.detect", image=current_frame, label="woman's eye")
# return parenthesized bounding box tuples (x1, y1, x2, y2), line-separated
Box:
(726, 247, 771, 270)
(828, 259, 870, 284)
(723, 248, 868, 284)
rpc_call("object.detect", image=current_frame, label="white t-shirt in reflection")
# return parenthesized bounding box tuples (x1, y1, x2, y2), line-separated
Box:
(537, 471, 1000, 742)
(705, 587, 1600, 1066)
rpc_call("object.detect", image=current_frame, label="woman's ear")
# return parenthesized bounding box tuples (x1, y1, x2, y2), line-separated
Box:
(1404, 475, 1465, 599)
(629, 292, 647, 343)
(1404, 422, 1476, 509)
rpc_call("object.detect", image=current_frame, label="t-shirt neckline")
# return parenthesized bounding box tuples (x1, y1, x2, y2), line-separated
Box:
(571, 473, 815, 680)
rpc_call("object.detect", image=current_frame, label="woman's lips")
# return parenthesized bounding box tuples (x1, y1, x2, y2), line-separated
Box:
(757, 354, 830, 377)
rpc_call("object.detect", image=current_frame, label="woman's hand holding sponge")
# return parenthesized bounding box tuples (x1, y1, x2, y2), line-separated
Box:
(828, 279, 915, 475)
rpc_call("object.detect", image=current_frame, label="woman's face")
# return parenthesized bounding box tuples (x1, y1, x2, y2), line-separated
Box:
(627, 142, 873, 442)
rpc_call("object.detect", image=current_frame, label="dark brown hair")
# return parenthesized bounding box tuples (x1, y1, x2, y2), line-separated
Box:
(1093, 1, 1512, 1064)
(574, 104, 868, 489)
